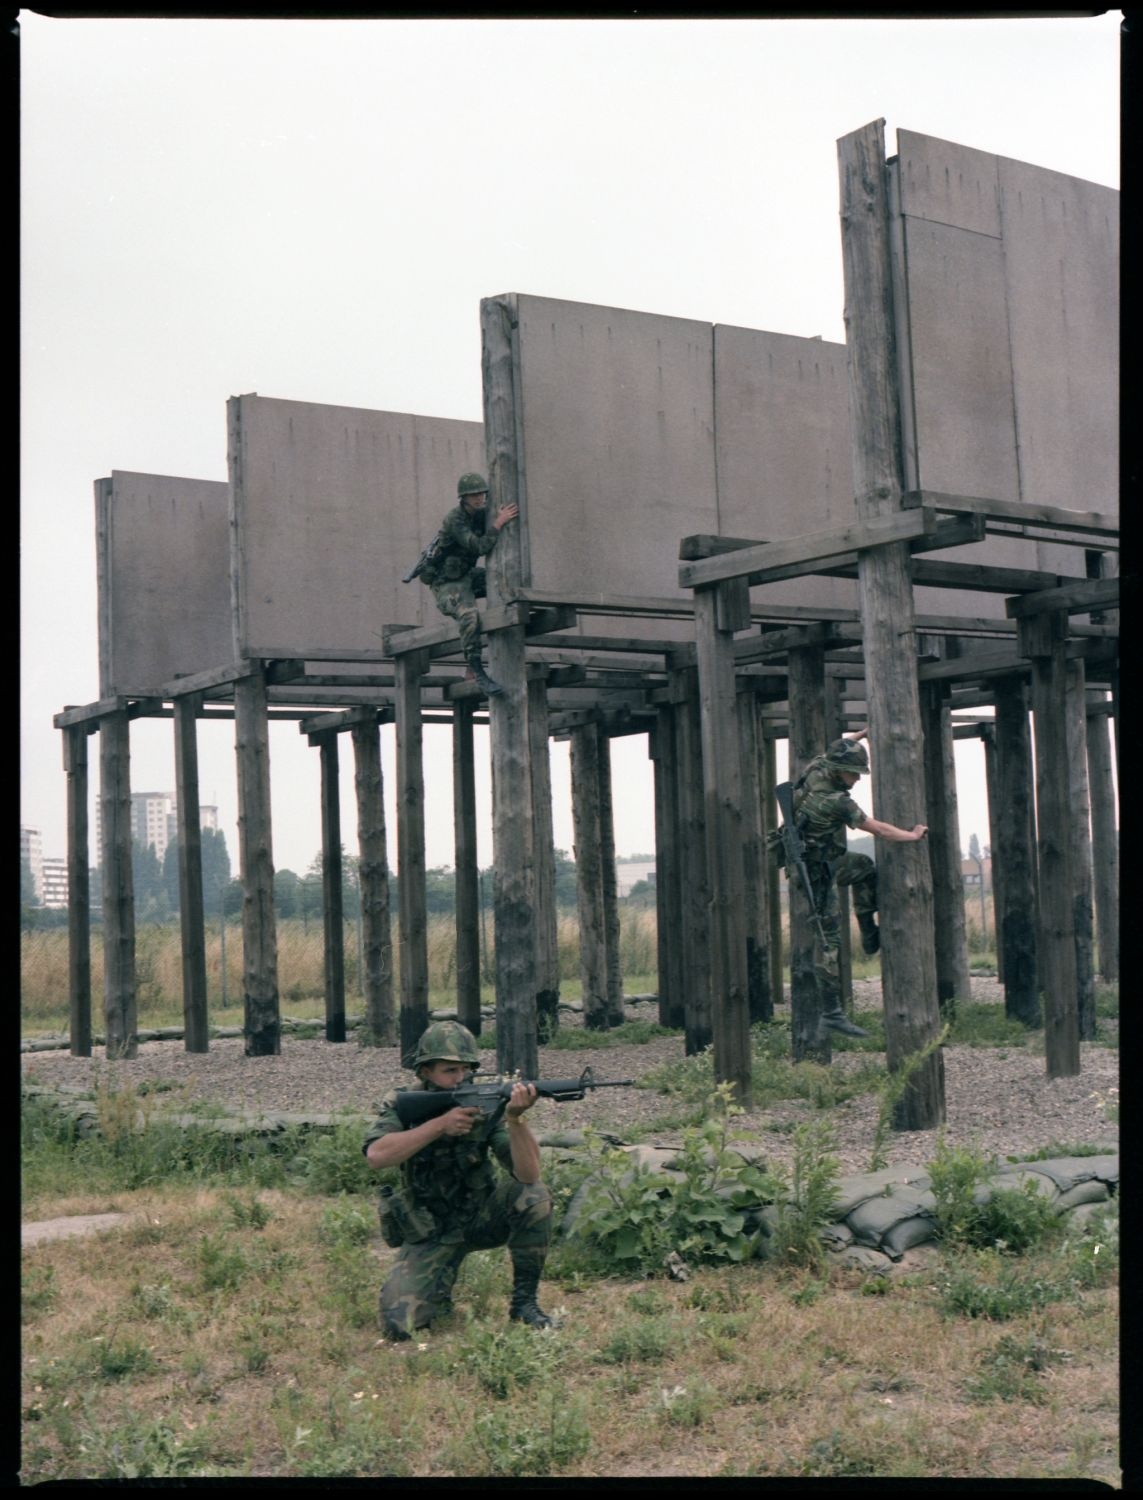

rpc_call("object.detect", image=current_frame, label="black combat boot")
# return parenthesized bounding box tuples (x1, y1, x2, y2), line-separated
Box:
(822, 1009, 869, 1038)
(509, 1267, 553, 1329)
(465, 651, 504, 697)
(856, 912, 880, 956)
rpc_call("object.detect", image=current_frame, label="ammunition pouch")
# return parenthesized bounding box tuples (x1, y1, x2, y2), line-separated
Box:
(377, 1185, 436, 1248)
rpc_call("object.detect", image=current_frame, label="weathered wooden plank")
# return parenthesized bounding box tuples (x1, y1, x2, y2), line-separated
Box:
(570, 723, 609, 1031)
(451, 701, 481, 1037)
(383, 603, 529, 657)
(395, 651, 430, 1066)
(1019, 613, 1080, 1077)
(980, 722, 1005, 984)
(1006, 577, 1121, 618)
(234, 672, 280, 1056)
(483, 296, 541, 1080)
(650, 710, 686, 1030)
(694, 587, 752, 1102)
(787, 645, 829, 1066)
(161, 661, 262, 697)
(352, 717, 396, 1047)
(903, 489, 1119, 537)
(318, 734, 347, 1044)
(596, 726, 626, 1028)
(1085, 693, 1119, 982)
(738, 684, 772, 1024)
(760, 724, 785, 1013)
(173, 695, 209, 1053)
(680, 509, 935, 590)
(301, 706, 392, 737)
(528, 676, 561, 1042)
(63, 725, 93, 1057)
(823, 675, 854, 1015)
(921, 680, 972, 1015)
(675, 670, 713, 1055)
(839, 118, 945, 1130)
(1065, 662, 1096, 1042)
(100, 709, 137, 1059)
(912, 560, 1081, 595)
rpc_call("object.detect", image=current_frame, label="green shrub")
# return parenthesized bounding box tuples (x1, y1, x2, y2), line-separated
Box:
(564, 1090, 777, 1275)
(454, 1319, 560, 1398)
(767, 1119, 841, 1273)
(927, 1136, 997, 1247)
(964, 1332, 1070, 1403)
(467, 1395, 590, 1477)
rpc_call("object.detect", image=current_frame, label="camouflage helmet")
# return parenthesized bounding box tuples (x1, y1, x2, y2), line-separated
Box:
(457, 471, 489, 497)
(413, 1020, 481, 1070)
(825, 738, 870, 775)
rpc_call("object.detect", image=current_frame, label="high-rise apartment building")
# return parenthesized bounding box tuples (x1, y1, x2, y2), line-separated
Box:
(20, 826, 44, 901)
(94, 794, 219, 864)
(41, 857, 69, 909)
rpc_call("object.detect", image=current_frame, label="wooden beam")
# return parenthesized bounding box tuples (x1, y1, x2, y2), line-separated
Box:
(903, 489, 1118, 538)
(352, 717, 396, 1047)
(384, 602, 529, 656)
(839, 117, 945, 1130)
(300, 706, 392, 738)
(317, 733, 347, 1043)
(679, 508, 935, 591)
(395, 651, 430, 1065)
(100, 709, 137, 1059)
(162, 661, 263, 697)
(234, 672, 280, 1056)
(1006, 577, 1121, 619)
(63, 725, 92, 1057)
(529, 677, 562, 1041)
(173, 695, 209, 1053)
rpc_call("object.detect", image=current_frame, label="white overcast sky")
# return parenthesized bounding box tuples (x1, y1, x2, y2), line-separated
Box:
(20, 12, 1122, 878)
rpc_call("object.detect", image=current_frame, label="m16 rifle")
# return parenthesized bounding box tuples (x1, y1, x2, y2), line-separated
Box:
(393, 1067, 636, 1130)
(774, 780, 830, 948)
(402, 529, 448, 585)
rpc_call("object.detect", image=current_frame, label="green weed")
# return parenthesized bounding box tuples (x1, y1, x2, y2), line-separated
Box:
(465, 1393, 591, 1477)
(454, 1318, 561, 1398)
(964, 1331, 1071, 1404)
(767, 1119, 841, 1273)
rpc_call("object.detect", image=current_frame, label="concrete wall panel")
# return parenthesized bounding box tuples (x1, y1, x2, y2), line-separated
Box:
(714, 324, 859, 613)
(230, 396, 485, 658)
(514, 295, 717, 609)
(893, 131, 1117, 620)
(99, 471, 231, 697)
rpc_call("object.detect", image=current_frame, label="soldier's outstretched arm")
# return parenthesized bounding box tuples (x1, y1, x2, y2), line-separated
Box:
(863, 815, 927, 843)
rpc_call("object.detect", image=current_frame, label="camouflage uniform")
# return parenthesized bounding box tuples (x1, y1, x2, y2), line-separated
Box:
(363, 1085, 553, 1339)
(420, 503, 499, 660)
(792, 740, 879, 1012)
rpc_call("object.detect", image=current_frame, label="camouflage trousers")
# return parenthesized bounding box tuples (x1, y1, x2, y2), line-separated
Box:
(430, 573, 485, 660)
(802, 852, 877, 1009)
(380, 1178, 552, 1338)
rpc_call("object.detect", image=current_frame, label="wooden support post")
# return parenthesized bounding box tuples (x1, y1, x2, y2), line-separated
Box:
(676, 669, 713, 1055)
(352, 718, 395, 1046)
(823, 674, 854, 1014)
(482, 293, 538, 1078)
(1085, 692, 1118, 981)
(993, 678, 1040, 1024)
(839, 118, 945, 1129)
(173, 694, 209, 1053)
(570, 722, 609, 1030)
(921, 680, 972, 1017)
(1020, 612, 1080, 1077)
(63, 724, 93, 1057)
(762, 728, 784, 1011)
(318, 733, 347, 1043)
(981, 724, 1005, 983)
(528, 670, 561, 1041)
(395, 651, 430, 1067)
(787, 644, 829, 1066)
(738, 683, 772, 1023)
(1065, 662, 1095, 1040)
(650, 709, 685, 1029)
(100, 708, 137, 1058)
(597, 724, 626, 1026)
(488, 625, 538, 1076)
(235, 672, 280, 1056)
(453, 700, 482, 1036)
(695, 584, 752, 1102)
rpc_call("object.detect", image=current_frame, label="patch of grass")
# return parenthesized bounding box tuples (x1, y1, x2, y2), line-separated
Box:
(453, 1318, 562, 1398)
(597, 1314, 682, 1365)
(547, 1019, 681, 1049)
(767, 1119, 841, 1274)
(964, 1330, 1071, 1404)
(462, 1393, 591, 1477)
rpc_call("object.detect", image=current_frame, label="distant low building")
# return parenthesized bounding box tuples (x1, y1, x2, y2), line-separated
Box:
(616, 858, 656, 897)
(41, 857, 69, 909)
(21, 826, 44, 901)
(961, 856, 992, 893)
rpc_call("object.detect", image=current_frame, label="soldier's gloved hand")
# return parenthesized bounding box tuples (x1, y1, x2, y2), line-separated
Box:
(439, 1106, 482, 1137)
(506, 1082, 538, 1118)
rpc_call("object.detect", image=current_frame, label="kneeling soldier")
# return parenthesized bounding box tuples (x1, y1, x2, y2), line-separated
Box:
(363, 1021, 553, 1340)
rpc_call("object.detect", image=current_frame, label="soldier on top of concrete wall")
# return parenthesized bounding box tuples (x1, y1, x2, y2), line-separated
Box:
(792, 729, 929, 1038)
(413, 472, 518, 696)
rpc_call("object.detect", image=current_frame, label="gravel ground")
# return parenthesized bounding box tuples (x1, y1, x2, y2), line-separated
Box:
(21, 978, 1118, 1176)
